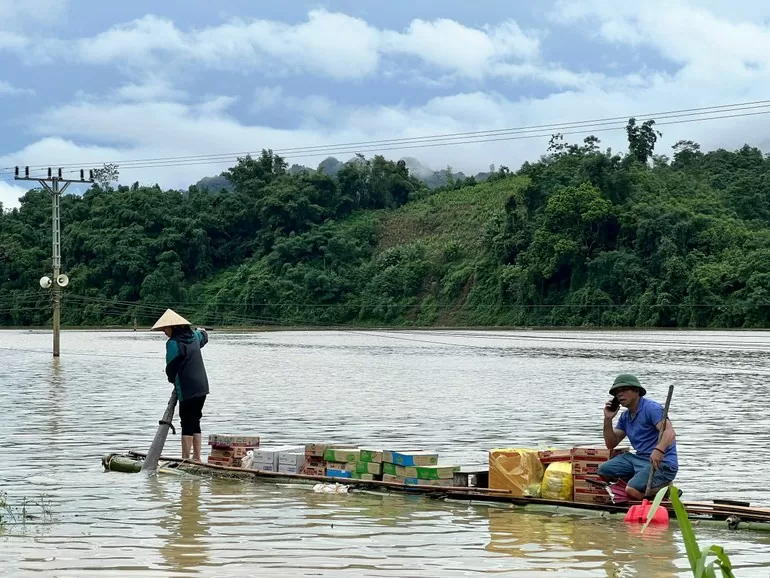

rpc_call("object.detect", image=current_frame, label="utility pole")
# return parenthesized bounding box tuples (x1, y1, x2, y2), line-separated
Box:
(14, 166, 94, 357)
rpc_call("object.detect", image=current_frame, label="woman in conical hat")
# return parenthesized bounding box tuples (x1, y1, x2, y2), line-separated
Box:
(151, 308, 210, 462)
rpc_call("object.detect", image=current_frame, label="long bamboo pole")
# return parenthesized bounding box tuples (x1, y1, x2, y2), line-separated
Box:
(140, 391, 178, 472)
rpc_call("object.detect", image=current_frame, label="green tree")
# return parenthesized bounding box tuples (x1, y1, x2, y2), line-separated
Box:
(626, 117, 662, 164)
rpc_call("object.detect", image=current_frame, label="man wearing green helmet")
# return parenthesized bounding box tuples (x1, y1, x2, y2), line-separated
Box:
(598, 374, 679, 500)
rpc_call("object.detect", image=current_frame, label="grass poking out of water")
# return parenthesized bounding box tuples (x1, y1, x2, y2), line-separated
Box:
(0, 491, 54, 531)
(643, 485, 736, 577)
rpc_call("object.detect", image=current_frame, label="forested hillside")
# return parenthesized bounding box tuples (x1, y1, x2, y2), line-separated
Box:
(2, 118, 770, 329)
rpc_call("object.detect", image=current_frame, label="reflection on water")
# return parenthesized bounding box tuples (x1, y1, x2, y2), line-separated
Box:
(2, 329, 770, 575)
(485, 508, 679, 577)
(156, 477, 210, 573)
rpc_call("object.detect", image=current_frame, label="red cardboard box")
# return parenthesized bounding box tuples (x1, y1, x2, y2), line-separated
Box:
(573, 474, 613, 504)
(538, 449, 572, 464)
(570, 447, 627, 461)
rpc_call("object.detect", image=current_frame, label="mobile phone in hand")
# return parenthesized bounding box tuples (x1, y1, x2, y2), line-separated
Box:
(610, 396, 620, 411)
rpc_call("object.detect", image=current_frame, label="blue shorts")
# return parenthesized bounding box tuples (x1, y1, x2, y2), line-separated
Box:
(597, 453, 677, 493)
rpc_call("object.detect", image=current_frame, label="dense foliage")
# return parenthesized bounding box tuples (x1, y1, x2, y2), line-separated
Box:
(2, 119, 770, 329)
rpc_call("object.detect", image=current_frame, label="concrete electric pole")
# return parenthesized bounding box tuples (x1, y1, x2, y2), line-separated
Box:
(14, 166, 94, 357)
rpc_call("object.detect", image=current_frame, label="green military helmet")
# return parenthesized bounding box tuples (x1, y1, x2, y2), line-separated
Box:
(609, 373, 647, 397)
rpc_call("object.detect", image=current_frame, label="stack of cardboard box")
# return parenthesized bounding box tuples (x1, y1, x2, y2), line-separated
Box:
(489, 446, 632, 502)
(302, 444, 326, 476)
(207, 434, 260, 467)
(352, 448, 384, 481)
(382, 449, 419, 483)
(571, 447, 627, 504)
(249, 445, 304, 472)
(380, 450, 455, 486)
(323, 447, 360, 479)
(278, 448, 306, 474)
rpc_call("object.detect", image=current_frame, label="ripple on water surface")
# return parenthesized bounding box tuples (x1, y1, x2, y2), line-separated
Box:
(2, 329, 770, 576)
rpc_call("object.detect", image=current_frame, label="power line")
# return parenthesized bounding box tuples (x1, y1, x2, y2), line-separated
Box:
(4, 99, 768, 171)
(1, 99, 769, 179)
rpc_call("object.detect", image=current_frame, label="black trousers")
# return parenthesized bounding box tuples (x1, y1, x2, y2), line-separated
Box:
(179, 394, 206, 436)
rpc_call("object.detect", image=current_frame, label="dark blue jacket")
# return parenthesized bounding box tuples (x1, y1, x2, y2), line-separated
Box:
(165, 327, 209, 402)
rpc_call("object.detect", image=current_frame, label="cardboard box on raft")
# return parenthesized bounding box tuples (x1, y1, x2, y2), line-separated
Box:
(573, 474, 613, 504)
(250, 445, 304, 471)
(306, 443, 350, 458)
(356, 461, 383, 475)
(323, 448, 360, 463)
(278, 451, 305, 466)
(395, 465, 458, 480)
(570, 447, 628, 461)
(537, 449, 572, 464)
(207, 456, 243, 467)
(208, 447, 247, 467)
(488, 449, 544, 497)
(303, 457, 325, 469)
(392, 451, 439, 467)
(208, 434, 260, 448)
(382, 449, 422, 464)
(208, 446, 253, 459)
(488, 447, 630, 498)
(571, 447, 629, 476)
(305, 444, 326, 458)
(278, 452, 305, 474)
(351, 472, 382, 481)
(326, 461, 357, 473)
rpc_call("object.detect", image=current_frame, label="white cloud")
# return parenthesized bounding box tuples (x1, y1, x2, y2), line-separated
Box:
(0, 0, 68, 29)
(69, 11, 382, 81)
(253, 86, 284, 112)
(76, 15, 187, 67)
(381, 18, 540, 80)
(113, 77, 187, 103)
(252, 86, 337, 121)
(0, 181, 28, 210)
(551, 0, 770, 76)
(4, 2, 770, 194)
(3, 9, 585, 87)
(0, 31, 27, 50)
(0, 80, 33, 96)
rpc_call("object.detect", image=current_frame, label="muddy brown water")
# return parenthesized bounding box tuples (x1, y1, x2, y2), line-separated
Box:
(2, 328, 770, 577)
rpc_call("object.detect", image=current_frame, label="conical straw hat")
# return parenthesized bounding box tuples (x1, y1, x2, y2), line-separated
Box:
(151, 308, 191, 331)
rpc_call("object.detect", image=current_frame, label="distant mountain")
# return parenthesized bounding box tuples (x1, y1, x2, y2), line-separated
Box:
(317, 156, 344, 176)
(195, 175, 233, 193)
(193, 155, 489, 192)
(401, 157, 491, 188)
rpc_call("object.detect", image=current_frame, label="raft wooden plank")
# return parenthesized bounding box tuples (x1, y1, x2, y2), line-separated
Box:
(119, 451, 770, 522)
(124, 450, 635, 514)
(683, 501, 770, 515)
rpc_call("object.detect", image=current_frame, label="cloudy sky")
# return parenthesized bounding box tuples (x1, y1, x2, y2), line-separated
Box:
(1, 0, 770, 208)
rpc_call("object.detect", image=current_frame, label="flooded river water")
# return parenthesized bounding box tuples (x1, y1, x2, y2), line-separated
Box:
(2, 328, 770, 576)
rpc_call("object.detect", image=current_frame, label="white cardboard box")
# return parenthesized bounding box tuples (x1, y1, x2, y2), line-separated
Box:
(251, 461, 276, 472)
(251, 445, 304, 470)
(278, 451, 305, 467)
